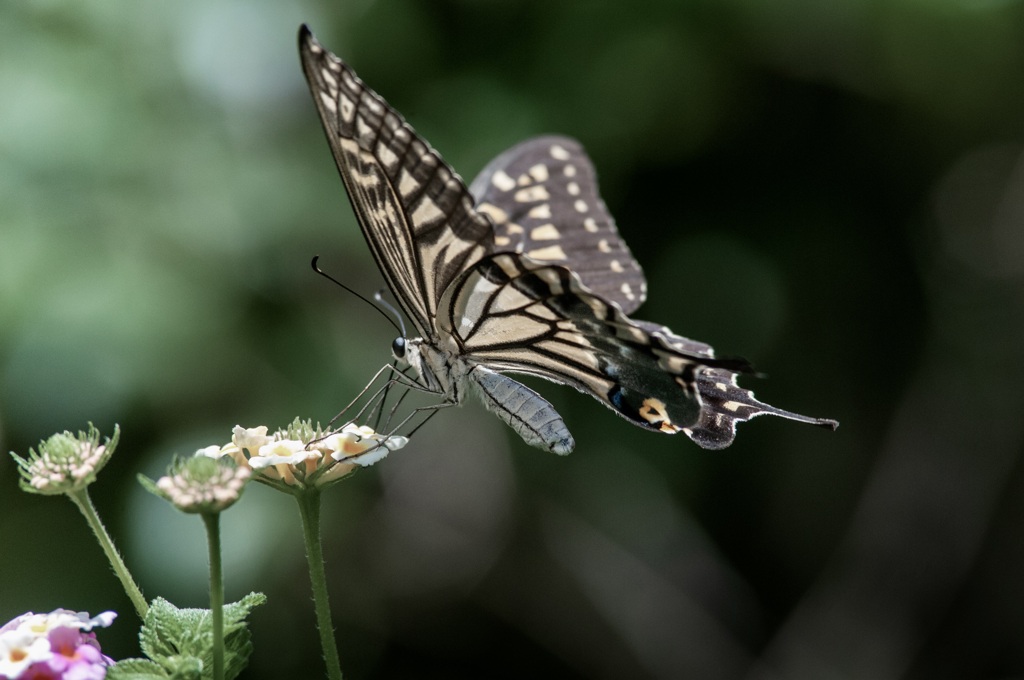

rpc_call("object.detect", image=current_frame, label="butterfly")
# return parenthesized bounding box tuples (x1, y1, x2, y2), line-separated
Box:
(298, 25, 837, 453)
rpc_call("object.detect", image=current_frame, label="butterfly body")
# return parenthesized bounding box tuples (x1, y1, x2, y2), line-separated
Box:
(396, 327, 576, 454)
(299, 25, 838, 453)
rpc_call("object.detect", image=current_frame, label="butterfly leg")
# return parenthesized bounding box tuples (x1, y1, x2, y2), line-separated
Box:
(328, 362, 426, 431)
(469, 366, 575, 455)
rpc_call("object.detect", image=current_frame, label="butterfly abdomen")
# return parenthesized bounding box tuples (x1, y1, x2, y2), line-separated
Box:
(470, 367, 575, 454)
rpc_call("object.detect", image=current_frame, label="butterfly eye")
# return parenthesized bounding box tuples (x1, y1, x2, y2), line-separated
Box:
(391, 337, 406, 361)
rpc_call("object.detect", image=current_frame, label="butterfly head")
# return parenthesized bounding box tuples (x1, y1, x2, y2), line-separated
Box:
(391, 336, 407, 363)
(391, 335, 430, 384)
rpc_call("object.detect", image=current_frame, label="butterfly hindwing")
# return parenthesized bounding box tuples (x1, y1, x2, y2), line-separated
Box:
(469, 136, 647, 315)
(632, 323, 837, 448)
(299, 26, 493, 339)
(439, 252, 750, 434)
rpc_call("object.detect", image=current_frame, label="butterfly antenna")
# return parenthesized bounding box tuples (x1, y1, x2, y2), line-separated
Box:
(311, 256, 401, 334)
(373, 290, 407, 338)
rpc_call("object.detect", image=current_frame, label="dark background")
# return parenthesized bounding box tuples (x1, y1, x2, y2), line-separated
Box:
(3, 1, 1024, 678)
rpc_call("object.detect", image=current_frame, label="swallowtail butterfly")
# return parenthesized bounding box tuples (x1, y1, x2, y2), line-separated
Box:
(298, 25, 837, 453)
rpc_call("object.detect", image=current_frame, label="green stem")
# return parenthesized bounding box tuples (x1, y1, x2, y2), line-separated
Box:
(202, 513, 225, 680)
(296, 490, 343, 680)
(68, 488, 148, 619)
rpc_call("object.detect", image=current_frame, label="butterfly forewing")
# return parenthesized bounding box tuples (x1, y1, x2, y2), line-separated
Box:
(299, 26, 493, 339)
(469, 136, 647, 314)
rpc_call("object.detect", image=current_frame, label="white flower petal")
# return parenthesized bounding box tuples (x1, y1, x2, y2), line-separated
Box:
(195, 445, 225, 459)
(70, 610, 117, 631)
(340, 444, 391, 467)
(0, 630, 52, 676)
(232, 425, 272, 451)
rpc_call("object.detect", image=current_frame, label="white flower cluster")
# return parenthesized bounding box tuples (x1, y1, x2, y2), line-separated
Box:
(198, 422, 408, 489)
(26, 442, 106, 490)
(155, 457, 252, 514)
(11, 424, 118, 496)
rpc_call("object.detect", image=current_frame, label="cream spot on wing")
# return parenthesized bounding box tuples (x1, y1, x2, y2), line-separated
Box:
(537, 267, 565, 293)
(319, 91, 337, 113)
(550, 144, 571, 160)
(620, 282, 636, 299)
(339, 95, 355, 122)
(411, 197, 444, 226)
(619, 325, 646, 343)
(346, 147, 380, 188)
(598, 239, 611, 252)
(639, 398, 681, 433)
(673, 375, 693, 395)
(356, 116, 373, 143)
(494, 254, 521, 277)
(362, 96, 383, 115)
(610, 260, 624, 272)
(517, 173, 531, 186)
(530, 224, 560, 240)
(507, 223, 525, 234)
(567, 182, 580, 196)
(528, 204, 552, 219)
(476, 202, 509, 224)
(529, 163, 549, 182)
(494, 235, 512, 246)
(516, 186, 550, 202)
(528, 245, 568, 260)
(661, 356, 694, 374)
(584, 296, 608, 316)
(722, 401, 744, 412)
(564, 164, 577, 177)
(491, 170, 516, 192)
(398, 168, 419, 198)
(320, 68, 337, 88)
(377, 142, 398, 169)
(574, 199, 588, 213)
(583, 217, 599, 232)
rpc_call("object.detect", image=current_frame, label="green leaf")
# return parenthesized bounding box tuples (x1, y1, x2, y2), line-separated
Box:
(106, 658, 169, 680)
(108, 658, 165, 674)
(123, 594, 266, 680)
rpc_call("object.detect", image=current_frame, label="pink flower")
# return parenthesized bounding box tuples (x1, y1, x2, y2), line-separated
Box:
(39, 627, 110, 680)
(0, 610, 114, 680)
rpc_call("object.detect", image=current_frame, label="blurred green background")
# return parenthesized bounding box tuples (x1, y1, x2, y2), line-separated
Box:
(3, 0, 1024, 678)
